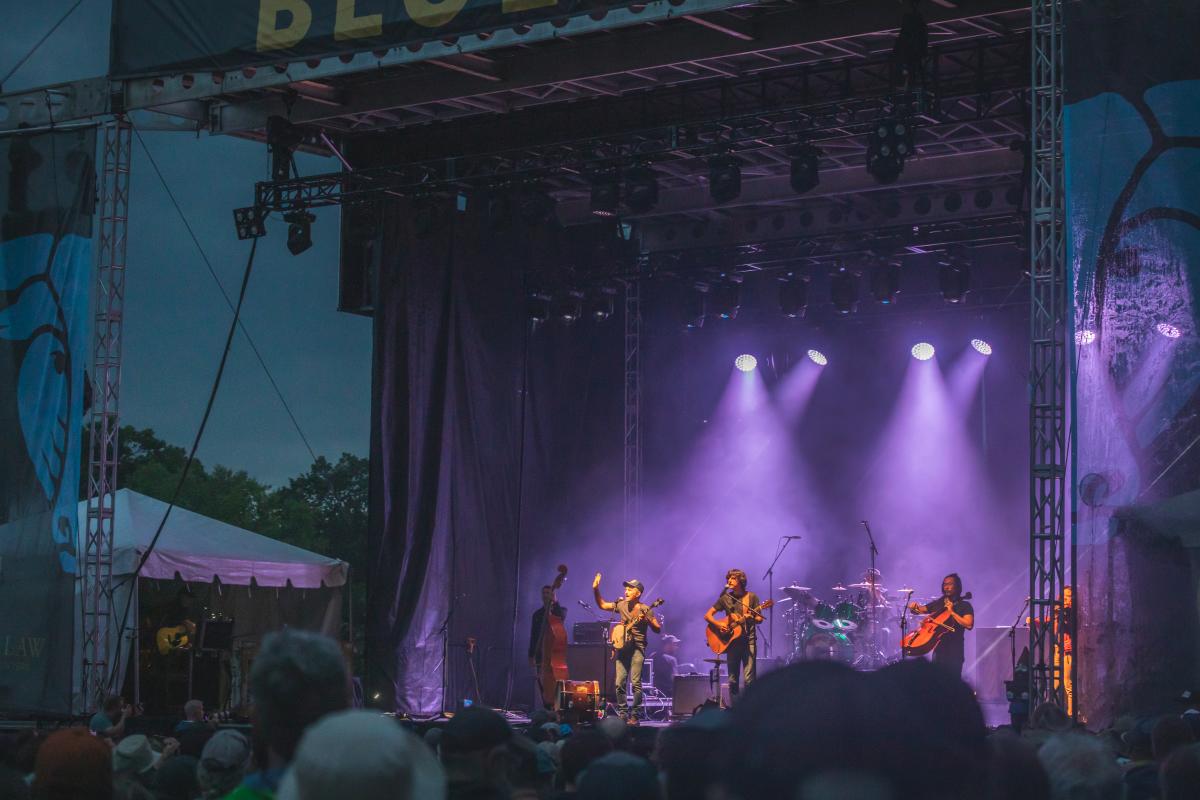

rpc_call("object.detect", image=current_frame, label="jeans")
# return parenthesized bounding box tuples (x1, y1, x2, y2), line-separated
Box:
(614, 647, 645, 715)
(726, 639, 756, 698)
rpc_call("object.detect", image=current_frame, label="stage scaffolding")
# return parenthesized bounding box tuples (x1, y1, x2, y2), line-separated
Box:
(1028, 0, 1072, 714)
(82, 117, 131, 711)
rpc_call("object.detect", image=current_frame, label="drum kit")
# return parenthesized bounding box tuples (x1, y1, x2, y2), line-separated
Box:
(778, 576, 915, 669)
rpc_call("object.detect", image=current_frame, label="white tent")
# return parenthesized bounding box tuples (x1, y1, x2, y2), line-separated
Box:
(73, 489, 349, 711)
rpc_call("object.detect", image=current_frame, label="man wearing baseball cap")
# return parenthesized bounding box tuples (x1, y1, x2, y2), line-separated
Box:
(593, 573, 661, 724)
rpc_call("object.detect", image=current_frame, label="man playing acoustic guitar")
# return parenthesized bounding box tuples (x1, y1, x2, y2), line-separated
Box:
(594, 572, 661, 724)
(907, 573, 975, 676)
(704, 569, 764, 702)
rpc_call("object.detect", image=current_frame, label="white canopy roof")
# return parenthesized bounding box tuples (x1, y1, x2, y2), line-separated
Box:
(77, 489, 348, 588)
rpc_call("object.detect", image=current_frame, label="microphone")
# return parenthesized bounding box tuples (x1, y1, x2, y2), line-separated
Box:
(577, 600, 591, 609)
(783, 535, 803, 540)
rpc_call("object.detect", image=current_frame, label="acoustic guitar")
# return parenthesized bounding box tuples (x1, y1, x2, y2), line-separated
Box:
(610, 598, 664, 653)
(706, 599, 774, 654)
(155, 623, 194, 655)
(901, 592, 973, 656)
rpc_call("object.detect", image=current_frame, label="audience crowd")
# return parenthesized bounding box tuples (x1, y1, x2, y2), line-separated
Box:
(4, 629, 1200, 800)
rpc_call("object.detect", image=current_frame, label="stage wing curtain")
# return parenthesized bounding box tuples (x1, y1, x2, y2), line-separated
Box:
(368, 198, 535, 714)
(0, 128, 95, 714)
(1066, 0, 1200, 724)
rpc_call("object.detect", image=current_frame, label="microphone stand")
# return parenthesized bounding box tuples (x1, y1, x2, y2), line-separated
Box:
(1009, 596, 1030, 673)
(899, 590, 914, 660)
(762, 537, 799, 658)
(861, 521, 880, 665)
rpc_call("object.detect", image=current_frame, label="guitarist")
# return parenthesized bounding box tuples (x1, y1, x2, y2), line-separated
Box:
(593, 573, 661, 723)
(907, 573, 974, 676)
(704, 569, 763, 701)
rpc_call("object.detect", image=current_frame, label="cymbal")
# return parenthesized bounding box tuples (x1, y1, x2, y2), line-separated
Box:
(847, 582, 888, 591)
(897, 586, 915, 594)
(831, 584, 847, 592)
(780, 585, 812, 593)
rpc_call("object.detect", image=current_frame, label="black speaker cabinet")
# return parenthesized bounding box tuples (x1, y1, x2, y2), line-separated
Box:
(567, 644, 615, 700)
(671, 674, 729, 716)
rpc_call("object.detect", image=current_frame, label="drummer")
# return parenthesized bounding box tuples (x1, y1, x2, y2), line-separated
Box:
(856, 568, 889, 607)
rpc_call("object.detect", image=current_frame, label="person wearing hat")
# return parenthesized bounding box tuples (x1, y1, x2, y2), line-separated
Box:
(654, 634, 682, 697)
(593, 573, 661, 724)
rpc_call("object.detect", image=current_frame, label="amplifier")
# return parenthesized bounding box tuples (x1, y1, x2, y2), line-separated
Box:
(671, 674, 729, 716)
(567, 644, 615, 699)
(573, 621, 610, 645)
(557, 680, 600, 724)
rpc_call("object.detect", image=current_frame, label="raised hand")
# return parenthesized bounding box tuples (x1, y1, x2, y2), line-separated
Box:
(593, 572, 602, 589)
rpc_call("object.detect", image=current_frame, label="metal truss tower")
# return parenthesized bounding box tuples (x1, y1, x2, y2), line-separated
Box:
(82, 117, 132, 710)
(1029, 0, 1071, 712)
(622, 261, 644, 576)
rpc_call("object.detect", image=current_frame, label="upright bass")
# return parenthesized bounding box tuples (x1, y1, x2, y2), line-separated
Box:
(537, 565, 570, 709)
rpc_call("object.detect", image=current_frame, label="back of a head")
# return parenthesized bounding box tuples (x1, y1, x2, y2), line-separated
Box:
(986, 731, 1050, 800)
(153, 755, 199, 800)
(1152, 715, 1195, 761)
(1161, 742, 1200, 800)
(278, 710, 446, 800)
(33, 728, 113, 800)
(656, 712, 726, 800)
(1038, 733, 1122, 800)
(197, 729, 254, 800)
(249, 629, 350, 763)
(561, 730, 614, 787)
(440, 707, 513, 757)
(577, 751, 660, 800)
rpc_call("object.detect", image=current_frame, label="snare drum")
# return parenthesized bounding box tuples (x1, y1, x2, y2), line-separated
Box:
(833, 601, 861, 631)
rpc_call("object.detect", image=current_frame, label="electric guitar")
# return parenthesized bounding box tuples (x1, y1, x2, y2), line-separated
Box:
(610, 598, 664, 653)
(706, 599, 774, 654)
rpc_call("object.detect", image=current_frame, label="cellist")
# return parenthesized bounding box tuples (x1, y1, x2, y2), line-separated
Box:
(529, 583, 567, 709)
(907, 573, 975, 676)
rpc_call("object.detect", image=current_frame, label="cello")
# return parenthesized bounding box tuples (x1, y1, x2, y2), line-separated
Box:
(901, 591, 973, 656)
(537, 565, 570, 709)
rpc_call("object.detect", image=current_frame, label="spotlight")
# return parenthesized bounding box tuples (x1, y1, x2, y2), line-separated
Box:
(1075, 329, 1097, 346)
(869, 262, 901, 304)
(589, 168, 620, 217)
(938, 260, 970, 303)
(283, 209, 315, 255)
(1156, 322, 1182, 339)
(829, 266, 859, 314)
(911, 342, 935, 361)
(807, 349, 828, 366)
(711, 280, 742, 320)
(527, 292, 551, 323)
(624, 163, 659, 213)
(778, 272, 809, 318)
(554, 290, 583, 324)
(866, 119, 914, 185)
(708, 154, 742, 204)
(971, 338, 993, 356)
(685, 285, 708, 329)
(735, 354, 758, 372)
(586, 287, 617, 322)
(233, 206, 267, 240)
(789, 144, 820, 194)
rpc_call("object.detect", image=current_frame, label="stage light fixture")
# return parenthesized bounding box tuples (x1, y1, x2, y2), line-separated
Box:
(869, 262, 901, 304)
(866, 119, 913, 185)
(735, 354, 758, 372)
(911, 342, 935, 361)
(778, 272, 809, 318)
(684, 285, 708, 329)
(1075, 329, 1097, 346)
(586, 287, 617, 322)
(589, 168, 620, 217)
(807, 349, 828, 367)
(938, 260, 970, 303)
(1156, 322, 1182, 339)
(971, 338, 993, 356)
(554, 290, 584, 324)
(711, 280, 742, 320)
(527, 292, 552, 323)
(708, 154, 742, 204)
(283, 209, 315, 255)
(829, 266, 859, 315)
(624, 163, 659, 213)
(789, 144, 821, 194)
(516, 181, 556, 226)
